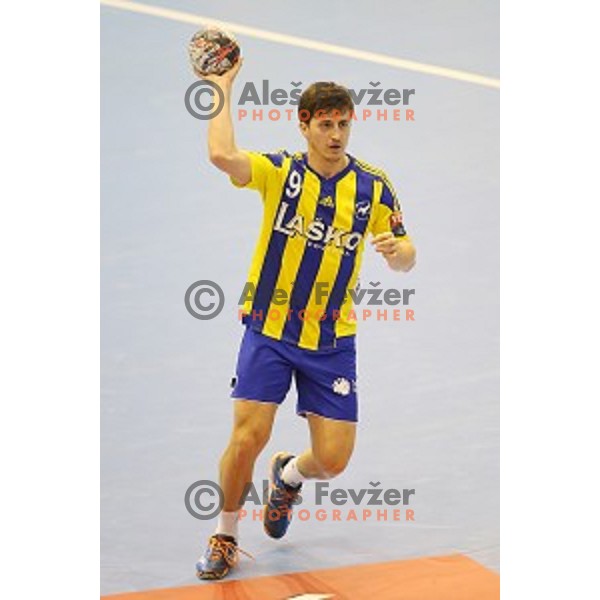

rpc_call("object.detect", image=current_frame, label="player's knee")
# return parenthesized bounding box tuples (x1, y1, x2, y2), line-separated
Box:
(230, 425, 270, 457)
(315, 449, 351, 478)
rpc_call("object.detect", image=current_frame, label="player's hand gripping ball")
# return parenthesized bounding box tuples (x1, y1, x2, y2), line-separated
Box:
(188, 28, 241, 77)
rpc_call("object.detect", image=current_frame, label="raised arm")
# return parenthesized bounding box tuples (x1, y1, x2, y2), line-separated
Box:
(199, 60, 252, 185)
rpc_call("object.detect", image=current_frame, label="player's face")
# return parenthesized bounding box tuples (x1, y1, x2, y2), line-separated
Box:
(301, 110, 352, 161)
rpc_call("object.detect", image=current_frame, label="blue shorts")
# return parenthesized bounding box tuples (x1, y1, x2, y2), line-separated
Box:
(231, 326, 358, 422)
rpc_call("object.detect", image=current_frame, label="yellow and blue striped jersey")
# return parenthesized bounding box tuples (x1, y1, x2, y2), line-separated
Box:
(232, 150, 409, 350)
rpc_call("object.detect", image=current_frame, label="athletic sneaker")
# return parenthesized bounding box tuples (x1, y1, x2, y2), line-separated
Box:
(263, 452, 303, 539)
(195, 534, 249, 580)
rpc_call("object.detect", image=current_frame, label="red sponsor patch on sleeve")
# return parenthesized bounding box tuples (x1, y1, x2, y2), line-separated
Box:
(390, 211, 403, 228)
(389, 211, 406, 236)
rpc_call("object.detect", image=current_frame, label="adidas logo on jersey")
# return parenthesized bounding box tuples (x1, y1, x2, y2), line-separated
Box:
(318, 195, 334, 208)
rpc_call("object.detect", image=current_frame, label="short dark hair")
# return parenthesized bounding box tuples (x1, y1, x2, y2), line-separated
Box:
(298, 82, 354, 123)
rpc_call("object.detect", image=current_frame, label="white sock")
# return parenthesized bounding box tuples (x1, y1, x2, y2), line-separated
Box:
(215, 510, 240, 539)
(281, 457, 306, 488)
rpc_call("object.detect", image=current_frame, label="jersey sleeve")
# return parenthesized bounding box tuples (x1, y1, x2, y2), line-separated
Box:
(230, 150, 288, 198)
(370, 177, 409, 238)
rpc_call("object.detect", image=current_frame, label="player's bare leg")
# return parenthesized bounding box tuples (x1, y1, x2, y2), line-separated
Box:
(264, 414, 356, 539)
(196, 399, 277, 580)
(297, 413, 356, 478)
(220, 400, 278, 511)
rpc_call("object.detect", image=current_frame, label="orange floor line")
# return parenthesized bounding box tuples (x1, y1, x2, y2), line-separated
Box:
(102, 553, 499, 600)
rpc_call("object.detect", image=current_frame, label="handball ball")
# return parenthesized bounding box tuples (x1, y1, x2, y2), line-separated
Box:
(188, 28, 241, 76)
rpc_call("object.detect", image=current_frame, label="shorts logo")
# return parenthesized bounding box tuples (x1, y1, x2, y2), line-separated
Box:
(332, 377, 351, 396)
